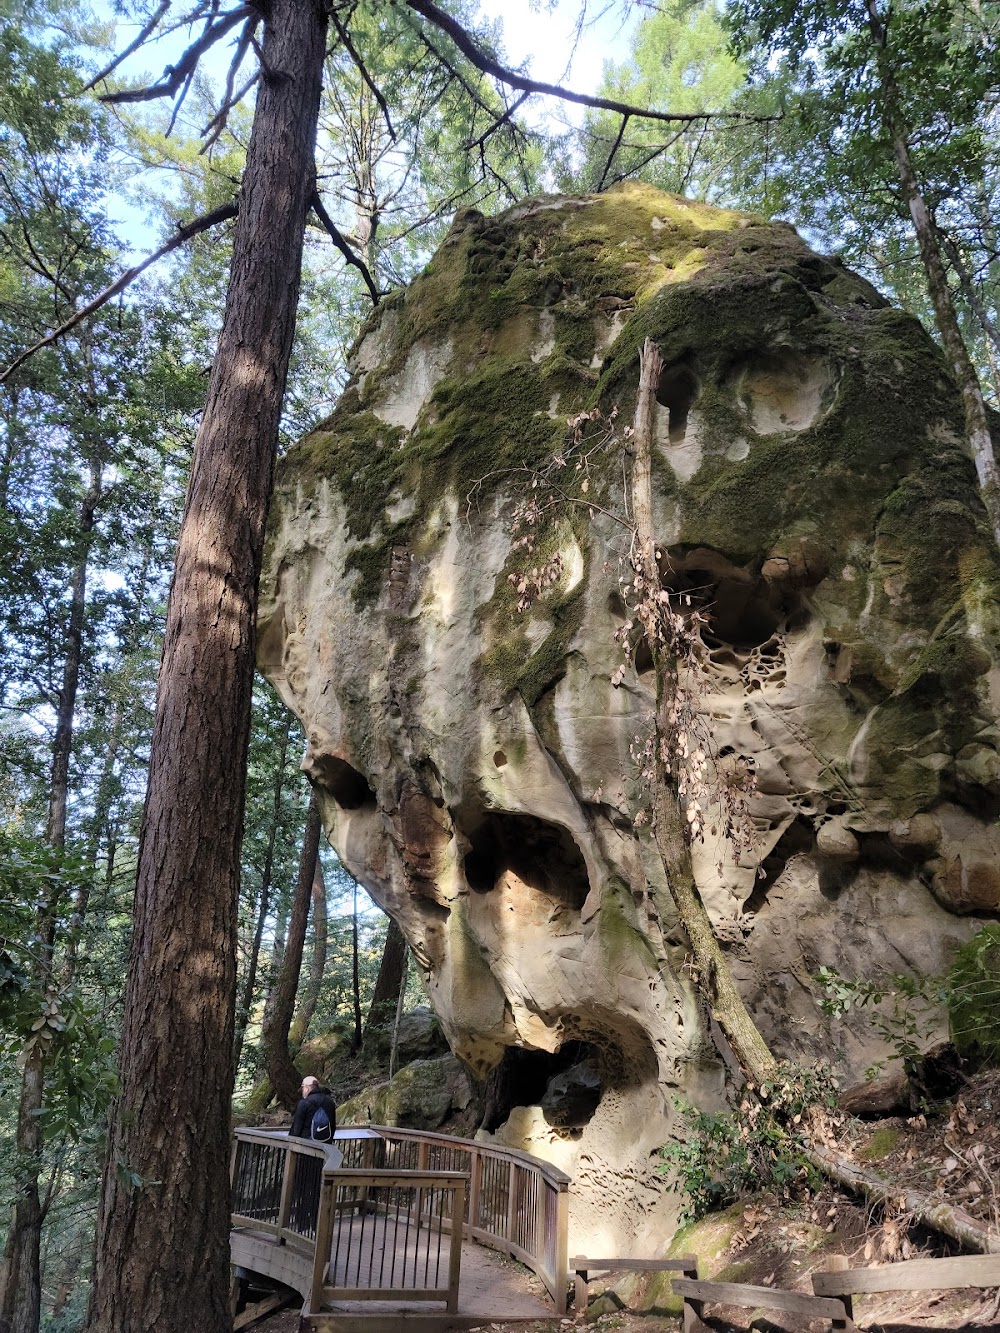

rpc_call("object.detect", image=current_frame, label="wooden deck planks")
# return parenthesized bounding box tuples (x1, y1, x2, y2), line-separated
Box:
(233, 1217, 553, 1324)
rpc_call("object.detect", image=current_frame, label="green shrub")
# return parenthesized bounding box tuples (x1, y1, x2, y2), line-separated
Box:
(948, 925, 1000, 1068)
(658, 1062, 838, 1222)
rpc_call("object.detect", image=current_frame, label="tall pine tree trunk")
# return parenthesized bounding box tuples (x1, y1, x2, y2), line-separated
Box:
(865, 0, 1000, 543)
(86, 4, 328, 1329)
(262, 792, 322, 1110)
(234, 714, 292, 1070)
(351, 879, 363, 1052)
(363, 917, 407, 1046)
(289, 857, 328, 1049)
(1, 458, 101, 1333)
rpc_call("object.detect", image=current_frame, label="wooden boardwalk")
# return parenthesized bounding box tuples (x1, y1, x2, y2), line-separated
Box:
(232, 1223, 554, 1330)
(230, 1125, 570, 1330)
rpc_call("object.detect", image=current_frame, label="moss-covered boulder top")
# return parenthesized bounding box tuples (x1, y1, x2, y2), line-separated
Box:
(259, 183, 1000, 1260)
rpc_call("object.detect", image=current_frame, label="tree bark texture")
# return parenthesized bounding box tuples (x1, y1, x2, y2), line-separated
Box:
(0, 1054, 44, 1333)
(631, 339, 777, 1086)
(865, 0, 1000, 544)
(289, 856, 327, 1049)
(364, 917, 407, 1044)
(263, 791, 322, 1111)
(234, 714, 292, 1070)
(86, 4, 328, 1329)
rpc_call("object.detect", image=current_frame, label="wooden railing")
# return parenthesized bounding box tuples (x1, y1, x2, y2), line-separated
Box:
(230, 1124, 571, 1317)
(313, 1169, 466, 1313)
(231, 1128, 344, 1253)
(346, 1125, 571, 1313)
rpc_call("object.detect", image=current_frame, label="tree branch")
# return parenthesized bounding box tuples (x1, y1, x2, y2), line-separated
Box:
(597, 113, 629, 192)
(405, 0, 778, 127)
(331, 10, 396, 141)
(78, 0, 172, 95)
(99, 6, 251, 104)
(0, 202, 238, 384)
(309, 190, 383, 305)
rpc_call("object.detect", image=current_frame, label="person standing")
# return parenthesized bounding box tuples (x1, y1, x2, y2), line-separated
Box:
(290, 1074, 337, 1140)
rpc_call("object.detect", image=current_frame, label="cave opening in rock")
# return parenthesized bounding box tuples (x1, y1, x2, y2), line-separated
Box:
(660, 544, 803, 651)
(743, 815, 815, 914)
(311, 755, 377, 810)
(657, 362, 699, 444)
(479, 1040, 602, 1132)
(463, 811, 590, 907)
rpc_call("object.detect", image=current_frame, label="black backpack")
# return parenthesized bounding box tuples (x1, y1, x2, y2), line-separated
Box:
(310, 1104, 333, 1141)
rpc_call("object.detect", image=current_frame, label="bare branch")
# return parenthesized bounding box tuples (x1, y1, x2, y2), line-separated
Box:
(99, 6, 251, 105)
(309, 191, 383, 305)
(78, 0, 172, 95)
(462, 90, 529, 152)
(201, 71, 259, 152)
(199, 14, 260, 150)
(0, 202, 238, 384)
(331, 10, 396, 141)
(597, 113, 629, 192)
(405, 0, 778, 127)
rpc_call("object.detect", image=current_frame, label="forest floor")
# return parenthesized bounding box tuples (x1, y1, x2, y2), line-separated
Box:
(257, 1071, 1000, 1332)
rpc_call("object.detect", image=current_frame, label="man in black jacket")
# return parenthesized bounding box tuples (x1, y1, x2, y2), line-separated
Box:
(290, 1075, 338, 1140)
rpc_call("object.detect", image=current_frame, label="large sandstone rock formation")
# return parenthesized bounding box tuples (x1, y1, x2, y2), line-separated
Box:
(259, 184, 1000, 1254)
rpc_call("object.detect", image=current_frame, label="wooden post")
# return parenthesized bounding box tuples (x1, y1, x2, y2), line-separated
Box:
(309, 1176, 335, 1316)
(446, 1179, 465, 1313)
(573, 1258, 588, 1315)
(826, 1255, 855, 1331)
(467, 1146, 480, 1237)
(552, 1184, 570, 1316)
(277, 1145, 297, 1242)
(682, 1291, 704, 1333)
(506, 1163, 519, 1251)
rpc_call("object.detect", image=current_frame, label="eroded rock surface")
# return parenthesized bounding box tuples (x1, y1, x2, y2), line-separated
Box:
(259, 183, 1000, 1255)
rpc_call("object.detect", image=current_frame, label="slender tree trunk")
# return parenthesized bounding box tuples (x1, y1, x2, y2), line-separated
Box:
(234, 714, 293, 1070)
(631, 339, 777, 1085)
(351, 878, 363, 1053)
(1, 458, 102, 1333)
(363, 917, 407, 1046)
(289, 857, 328, 1050)
(865, 0, 1000, 543)
(47, 459, 102, 849)
(262, 792, 322, 1110)
(86, 4, 328, 1329)
(388, 946, 409, 1080)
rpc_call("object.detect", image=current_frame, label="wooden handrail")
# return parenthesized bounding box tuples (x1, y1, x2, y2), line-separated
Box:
(231, 1123, 572, 1317)
(358, 1123, 570, 1313)
(363, 1123, 571, 1189)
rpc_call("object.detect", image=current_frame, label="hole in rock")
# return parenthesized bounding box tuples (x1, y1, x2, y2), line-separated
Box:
(479, 1041, 602, 1133)
(311, 755, 377, 810)
(657, 362, 699, 444)
(742, 815, 814, 914)
(660, 545, 800, 651)
(463, 811, 590, 908)
(493, 750, 508, 768)
(736, 350, 835, 435)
